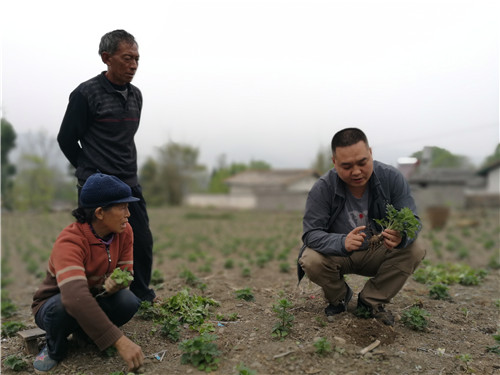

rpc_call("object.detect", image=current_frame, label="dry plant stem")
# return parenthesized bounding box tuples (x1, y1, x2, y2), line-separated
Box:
(273, 350, 295, 359)
(359, 340, 381, 355)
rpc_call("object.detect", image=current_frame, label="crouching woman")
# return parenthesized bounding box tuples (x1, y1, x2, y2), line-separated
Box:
(31, 173, 144, 373)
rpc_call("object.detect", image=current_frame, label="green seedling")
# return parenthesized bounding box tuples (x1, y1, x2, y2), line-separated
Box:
(429, 283, 451, 300)
(179, 333, 220, 372)
(110, 268, 134, 288)
(401, 306, 430, 331)
(371, 205, 421, 248)
(314, 337, 332, 356)
(3, 355, 28, 371)
(271, 297, 294, 339)
(486, 333, 500, 354)
(151, 269, 164, 286)
(160, 315, 181, 342)
(235, 287, 255, 302)
(236, 363, 257, 375)
(1, 321, 26, 337)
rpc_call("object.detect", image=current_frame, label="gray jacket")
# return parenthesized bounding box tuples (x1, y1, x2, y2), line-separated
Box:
(298, 160, 421, 281)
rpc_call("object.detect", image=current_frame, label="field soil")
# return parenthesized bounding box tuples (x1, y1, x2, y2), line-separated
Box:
(1, 206, 499, 375)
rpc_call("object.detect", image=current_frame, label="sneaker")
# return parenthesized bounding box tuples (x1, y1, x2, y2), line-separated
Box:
(325, 285, 353, 316)
(356, 298, 395, 326)
(33, 345, 58, 373)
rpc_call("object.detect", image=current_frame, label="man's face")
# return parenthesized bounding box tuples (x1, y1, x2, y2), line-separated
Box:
(102, 41, 139, 85)
(332, 140, 374, 194)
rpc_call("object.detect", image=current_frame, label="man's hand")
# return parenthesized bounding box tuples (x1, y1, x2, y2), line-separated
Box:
(114, 335, 144, 372)
(381, 228, 402, 250)
(345, 226, 367, 252)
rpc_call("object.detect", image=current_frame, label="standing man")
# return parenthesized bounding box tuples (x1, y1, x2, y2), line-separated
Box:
(58, 29, 156, 302)
(298, 128, 425, 325)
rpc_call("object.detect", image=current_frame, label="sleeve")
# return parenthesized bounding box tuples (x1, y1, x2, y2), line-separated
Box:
(301, 179, 350, 257)
(57, 90, 89, 168)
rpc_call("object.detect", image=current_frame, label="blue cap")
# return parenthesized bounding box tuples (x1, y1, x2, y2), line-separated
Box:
(80, 173, 140, 208)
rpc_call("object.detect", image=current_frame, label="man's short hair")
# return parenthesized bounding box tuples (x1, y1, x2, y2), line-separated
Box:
(99, 29, 137, 56)
(331, 128, 369, 155)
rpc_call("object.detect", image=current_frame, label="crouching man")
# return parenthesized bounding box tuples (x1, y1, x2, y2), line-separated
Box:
(32, 173, 144, 372)
(298, 128, 426, 325)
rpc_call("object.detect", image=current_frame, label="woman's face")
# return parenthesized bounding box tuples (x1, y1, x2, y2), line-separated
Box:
(96, 203, 131, 236)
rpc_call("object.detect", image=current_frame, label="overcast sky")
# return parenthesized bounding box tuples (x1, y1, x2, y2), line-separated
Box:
(2, 0, 498, 171)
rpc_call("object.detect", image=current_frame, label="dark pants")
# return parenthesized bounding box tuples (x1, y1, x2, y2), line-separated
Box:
(78, 182, 156, 302)
(35, 290, 140, 361)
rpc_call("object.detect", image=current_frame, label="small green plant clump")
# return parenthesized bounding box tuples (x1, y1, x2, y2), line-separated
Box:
(235, 363, 257, 375)
(413, 262, 488, 286)
(271, 297, 294, 339)
(486, 333, 500, 355)
(235, 287, 255, 302)
(179, 333, 220, 372)
(1, 291, 17, 318)
(401, 306, 430, 331)
(3, 355, 28, 371)
(109, 267, 134, 288)
(429, 283, 451, 300)
(1, 321, 26, 337)
(314, 337, 332, 356)
(371, 204, 421, 248)
(138, 288, 219, 331)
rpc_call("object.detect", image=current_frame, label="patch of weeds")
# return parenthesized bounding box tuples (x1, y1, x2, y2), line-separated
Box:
(1, 292, 17, 318)
(179, 269, 206, 290)
(235, 287, 255, 302)
(401, 306, 430, 331)
(429, 283, 451, 300)
(223, 259, 234, 269)
(103, 346, 117, 357)
(235, 363, 257, 375)
(1, 321, 26, 337)
(354, 304, 372, 319)
(314, 337, 332, 356)
(279, 262, 290, 273)
(271, 296, 294, 339)
(314, 316, 327, 327)
(159, 315, 181, 342)
(216, 313, 238, 322)
(151, 269, 164, 286)
(241, 267, 251, 278)
(486, 333, 500, 355)
(3, 355, 28, 371)
(413, 262, 487, 286)
(456, 353, 474, 373)
(179, 333, 220, 372)
(488, 254, 500, 269)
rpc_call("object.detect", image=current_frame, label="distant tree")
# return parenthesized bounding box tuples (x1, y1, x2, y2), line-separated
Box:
(1, 118, 17, 209)
(411, 146, 472, 168)
(480, 143, 500, 168)
(139, 141, 207, 206)
(310, 146, 332, 175)
(208, 159, 271, 193)
(12, 154, 56, 211)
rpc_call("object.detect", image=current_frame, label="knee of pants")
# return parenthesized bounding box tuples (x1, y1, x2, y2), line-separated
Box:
(102, 290, 141, 326)
(299, 248, 331, 281)
(406, 239, 427, 267)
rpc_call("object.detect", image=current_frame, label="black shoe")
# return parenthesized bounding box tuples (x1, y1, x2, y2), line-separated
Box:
(325, 285, 353, 316)
(356, 298, 394, 326)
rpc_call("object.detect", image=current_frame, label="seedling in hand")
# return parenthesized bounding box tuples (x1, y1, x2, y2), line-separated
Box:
(370, 204, 421, 249)
(110, 267, 134, 288)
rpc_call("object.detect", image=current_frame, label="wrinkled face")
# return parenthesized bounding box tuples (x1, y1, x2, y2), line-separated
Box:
(98, 203, 131, 236)
(102, 41, 139, 85)
(332, 140, 374, 194)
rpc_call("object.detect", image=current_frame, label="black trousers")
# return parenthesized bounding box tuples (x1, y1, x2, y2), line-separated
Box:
(78, 182, 156, 302)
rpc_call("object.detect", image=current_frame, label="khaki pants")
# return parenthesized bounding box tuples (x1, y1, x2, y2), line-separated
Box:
(298, 239, 426, 309)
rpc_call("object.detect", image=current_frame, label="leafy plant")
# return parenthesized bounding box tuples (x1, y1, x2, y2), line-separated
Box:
(271, 297, 294, 339)
(1, 321, 26, 337)
(179, 333, 220, 372)
(235, 287, 255, 302)
(235, 363, 257, 375)
(151, 269, 164, 286)
(159, 315, 181, 342)
(314, 337, 332, 356)
(3, 355, 28, 371)
(429, 283, 451, 300)
(401, 306, 430, 331)
(371, 205, 421, 248)
(109, 267, 134, 288)
(486, 333, 500, 355)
